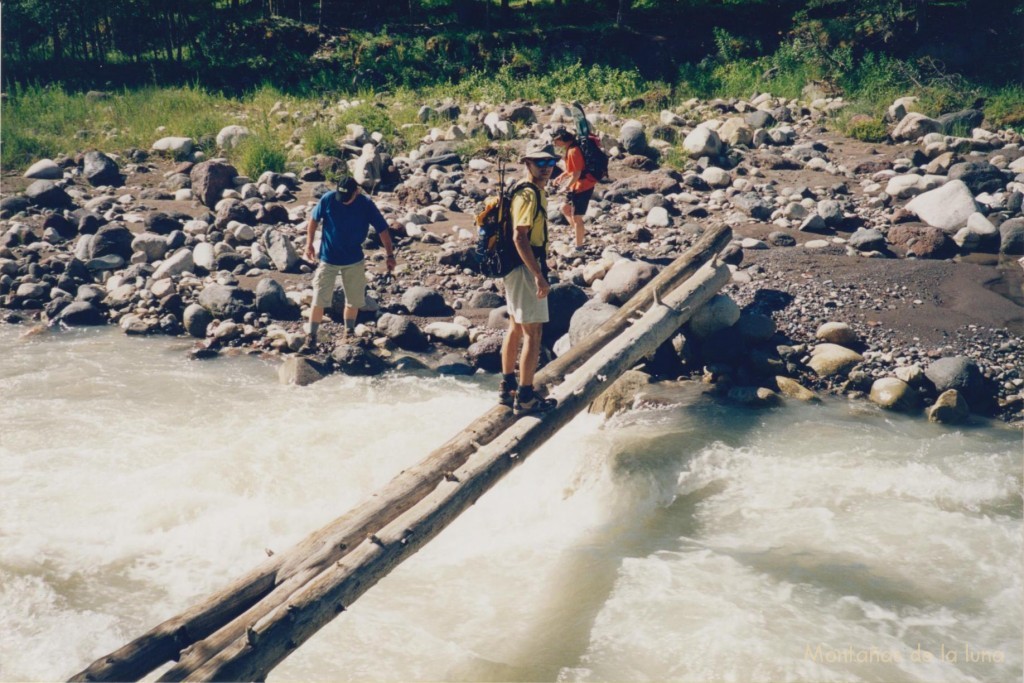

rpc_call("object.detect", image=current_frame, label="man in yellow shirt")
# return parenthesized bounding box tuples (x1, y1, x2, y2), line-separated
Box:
(500, 141, 559, 415)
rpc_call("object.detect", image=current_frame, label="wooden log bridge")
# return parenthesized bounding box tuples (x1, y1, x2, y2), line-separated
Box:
(72, 225, 732, 682)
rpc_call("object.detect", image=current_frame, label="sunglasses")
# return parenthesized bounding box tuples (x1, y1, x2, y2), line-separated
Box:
(531, 158, 559, 168)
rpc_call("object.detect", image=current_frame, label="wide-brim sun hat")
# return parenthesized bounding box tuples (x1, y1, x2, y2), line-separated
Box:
(521, 140, 558, 162)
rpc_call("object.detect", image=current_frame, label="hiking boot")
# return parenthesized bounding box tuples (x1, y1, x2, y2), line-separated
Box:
(513, 391, 556, 416)
(298, 338, 319, 355)
(498, 379, 517, 407)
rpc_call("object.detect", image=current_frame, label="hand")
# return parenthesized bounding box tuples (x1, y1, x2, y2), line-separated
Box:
(535, 275, 550, 299)
(385, 254, 396, 272)
(304, 245, 317, 263)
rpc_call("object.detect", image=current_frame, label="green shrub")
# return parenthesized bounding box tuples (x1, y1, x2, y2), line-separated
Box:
(233, 132, 287, 176)
(986, 86, 1024, 130)
(305, 124, 342, 156)
(846, 117, 889, 142)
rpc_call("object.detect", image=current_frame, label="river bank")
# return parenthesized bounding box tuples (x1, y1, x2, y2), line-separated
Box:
(2, 94, 1023, 424)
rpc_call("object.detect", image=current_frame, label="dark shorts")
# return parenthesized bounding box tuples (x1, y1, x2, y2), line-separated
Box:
(566, 187, 594, 216)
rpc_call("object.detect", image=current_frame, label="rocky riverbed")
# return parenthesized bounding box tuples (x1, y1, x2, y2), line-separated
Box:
(2, 94, 1023, 425)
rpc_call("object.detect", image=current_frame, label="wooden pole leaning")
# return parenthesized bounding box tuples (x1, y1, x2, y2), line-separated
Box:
(70, 224, 732, 682)
(183, 259, 731, 681)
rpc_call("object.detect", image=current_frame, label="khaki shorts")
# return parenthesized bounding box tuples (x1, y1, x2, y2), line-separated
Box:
(312, 260, 367, 310)
(503, 264, 549, 325)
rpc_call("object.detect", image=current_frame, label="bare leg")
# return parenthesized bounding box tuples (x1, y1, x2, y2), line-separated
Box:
(519, 322, 543, 387)
(571, 215, 585, 248)
(501, 318, 523, 375)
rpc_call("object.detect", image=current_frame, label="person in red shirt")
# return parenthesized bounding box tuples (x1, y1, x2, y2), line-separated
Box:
(551, 127, 598, 252)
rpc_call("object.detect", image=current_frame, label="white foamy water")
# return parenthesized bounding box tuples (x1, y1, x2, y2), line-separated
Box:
(1, 327, 1021, 682)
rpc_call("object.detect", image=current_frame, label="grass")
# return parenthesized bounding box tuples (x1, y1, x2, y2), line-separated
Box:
(3, 44, 1022, 173)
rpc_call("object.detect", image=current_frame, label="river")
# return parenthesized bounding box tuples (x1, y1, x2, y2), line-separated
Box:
(1, 327, 1021, 682)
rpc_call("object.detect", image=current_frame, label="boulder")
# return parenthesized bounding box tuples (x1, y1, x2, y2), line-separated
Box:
(718, 117, 753, 147)
(869, 377, 921, 412)
(153, 248, 194, 280)
(216, 125, 252, 150)
(215, 199, 255, 229)
(145, 212, 183, 236)
(688, 294, 740, 338)
(568, 300, 619, 347)
(25, 180, 72, 208)
(89, 224, 134, 261)
(682, 126, 722, 158)
(619, 120, 648, 155)
(191, 160, 238, 208)
(808, 343, 863, 378)
(401, 286, 448, 316)
(544, 282, 589, 345)
(55, 301, 105, 325)
(731, 193, 773, 221)
(152, 137, 195, 157)
(278, 356, 327, 386)
(255, 278, 297, 319)
(467, 335, 503, 373)
(192, 242, 215, 271)
(926, 389, 970, 424)
(887, 225, 956, 259)
(936, 108, 984, 136)
(645, 207, 671, 227)
(815, 321, 858, 347)
(924, 356, 987, 407)
(424, 321, 470, 347)
(600, 259, 659, 306)
(734, 312, 775, 342)
(377, 313, 429, 351)
(849, 228, 887, 252)
(331, 343, 386, 376)
(947, 161, 1006, 195)
(700, 167, 732, 188)
(197, 284, 254, 320)
(998, 217, 1024, 255)
(183, 303, 212, 338)
(435, 352, 475, 376)
(905, 180, 978, 233)
(884, 174, 945, 199)
(262, 229, 300, 273)
(892, 113, 943, 141)
(589, 369, 651, 418)
(131, 233, 169, 262)
(774, 376, 820, 402)
(24, 159, 63, 180)
(83, 151, 122, 187)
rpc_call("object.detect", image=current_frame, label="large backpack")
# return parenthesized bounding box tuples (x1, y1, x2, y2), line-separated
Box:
(571, 102, 610, 182)
(474, 167, 543, 278)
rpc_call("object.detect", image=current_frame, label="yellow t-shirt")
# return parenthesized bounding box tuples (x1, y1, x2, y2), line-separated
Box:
(510, 183, 547, 251)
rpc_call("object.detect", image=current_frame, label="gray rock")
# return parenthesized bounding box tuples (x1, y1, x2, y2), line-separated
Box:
(402, 286, 448, 316)
(589, 369, 651, 418)
(86, 254, 125, 271)
(849, 228, 887, 252)
(197, 284, 254, 320)
(998, 217, 1024, 255)
(377, 313, 429, 351)
(601, 259, 659, 306)
(24, 159, 63, 180)
(216, 125, 252, 150)
(56, 301, 105, 325)
(83, 151, 122, 187)
(131, 233, 169, 262)
(808, 343, 864, 378)
(688, 294, 740, 338)
(425, 322, 470, 347)
(255, 278, 296, 319)
(947, 161, 1006, 195)
(153, 248, 194, 280)
(620, 120, 647, 155)
(544, 282, 589, 345)
(869, 377, 921, 412)
(25, 180, 72, 208)
(735, 312, 775, 341)
(936, 109, 984, 136)
(152, 137, 194, 156)
(278, 355, 327, 386)
(191, 160, 238, 208)
(905, 180, 978, 233)
(192, 242, 215, 271)
(331, 343, 386, 376)
(892, 112, 943, 141)
(768, 231, 796, 247)
(467, 335, 503, 373)
(817, 199, 843, 226)
(815, 321, 858, 347)
(262, 229, 300, 273)
(214, 199, 255, 230)
(927, 389, 970, 424)
(683, 126, 722, 158)
(435, 352, 474, 376)
(145, 212, 182, 235)
(732, 193, 773, 221)
(924, 356, 986, 406)
(569, 300, 619, 346)
(183, 303, 212, 338)
(468, 290, 504, 309)
(89, 224, 134, 261)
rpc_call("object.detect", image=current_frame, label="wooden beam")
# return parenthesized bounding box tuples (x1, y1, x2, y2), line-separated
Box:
(184, 260, 731, 680)
(70, 225, 731, 682)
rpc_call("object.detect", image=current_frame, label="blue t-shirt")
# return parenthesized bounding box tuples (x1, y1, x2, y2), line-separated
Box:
(311, 191, 390, 266)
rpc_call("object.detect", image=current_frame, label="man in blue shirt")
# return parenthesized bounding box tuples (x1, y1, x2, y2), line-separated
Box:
(302, 177, 396, 351)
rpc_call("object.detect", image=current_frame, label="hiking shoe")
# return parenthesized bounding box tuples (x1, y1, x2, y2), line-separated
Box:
(298, 338, 318, 355)
(498, 379, 517, 407)
(513, 392, 556, 416)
